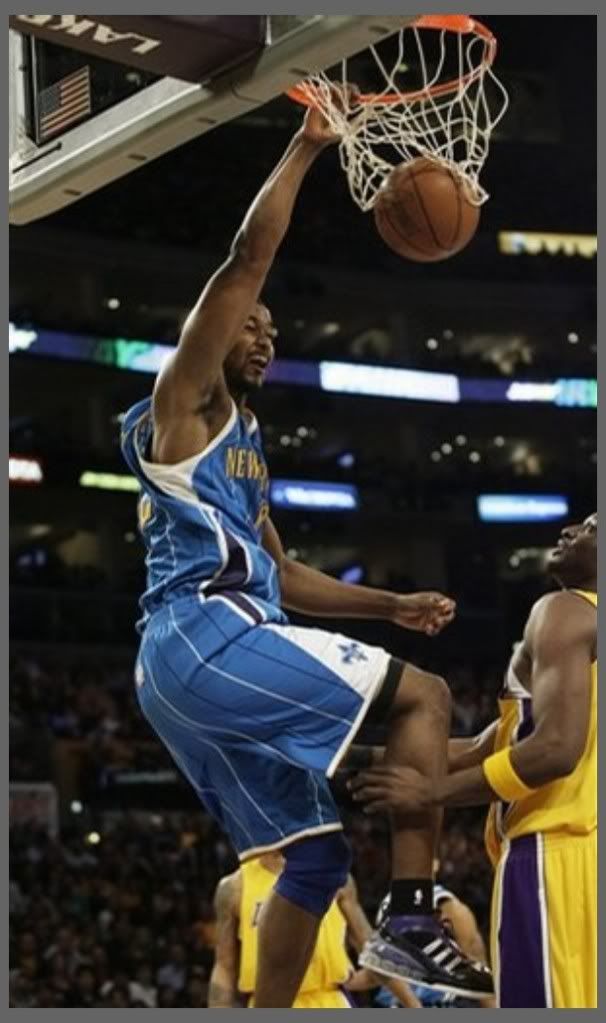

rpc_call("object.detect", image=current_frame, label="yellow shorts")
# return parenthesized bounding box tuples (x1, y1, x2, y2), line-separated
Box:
(293, 989, 352, 1009)
(490, 831, 597, 1008)
(248, 988, 352, 1009)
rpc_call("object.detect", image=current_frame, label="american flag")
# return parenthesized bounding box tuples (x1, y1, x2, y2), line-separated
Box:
(37, 66, 91, 143)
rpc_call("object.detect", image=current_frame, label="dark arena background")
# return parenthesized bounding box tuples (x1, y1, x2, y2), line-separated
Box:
(9, 15, 596, 1010)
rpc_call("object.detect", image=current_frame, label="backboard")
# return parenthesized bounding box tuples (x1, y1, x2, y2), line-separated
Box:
(9, 15, 417, 225)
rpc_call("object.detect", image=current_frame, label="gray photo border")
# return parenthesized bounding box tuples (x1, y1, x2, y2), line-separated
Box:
(6, 3, 600, 1022)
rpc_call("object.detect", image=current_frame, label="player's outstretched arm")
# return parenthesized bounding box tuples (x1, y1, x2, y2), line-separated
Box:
(208, 873, 242, 1008)
(262, 517, 455, 636)
(152, 107, 339, 463)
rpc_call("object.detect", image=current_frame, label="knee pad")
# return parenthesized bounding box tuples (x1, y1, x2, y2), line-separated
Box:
(275, 832, 352, 918)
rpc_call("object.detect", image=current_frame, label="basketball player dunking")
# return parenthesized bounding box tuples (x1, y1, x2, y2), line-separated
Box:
(120, 96, 492, 1005)
(351, 513, 597, 1008)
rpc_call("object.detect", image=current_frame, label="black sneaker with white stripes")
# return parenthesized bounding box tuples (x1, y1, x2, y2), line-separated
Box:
(359, 913, 494, 1000)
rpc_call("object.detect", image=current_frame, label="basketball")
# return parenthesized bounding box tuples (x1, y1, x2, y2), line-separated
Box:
(373, 158, 481, 262)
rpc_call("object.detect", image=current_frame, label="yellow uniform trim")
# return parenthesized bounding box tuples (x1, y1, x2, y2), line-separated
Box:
(483, 747, 536, 801)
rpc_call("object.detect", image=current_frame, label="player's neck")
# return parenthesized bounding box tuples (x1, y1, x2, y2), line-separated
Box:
(557, 575, 597, 594)
(227, 385, 249, 414)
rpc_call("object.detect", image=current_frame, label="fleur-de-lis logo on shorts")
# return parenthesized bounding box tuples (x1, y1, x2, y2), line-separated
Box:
(338, 642, 368, 665)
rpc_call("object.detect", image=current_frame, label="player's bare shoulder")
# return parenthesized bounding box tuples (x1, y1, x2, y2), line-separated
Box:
(525, 590, 596, 655)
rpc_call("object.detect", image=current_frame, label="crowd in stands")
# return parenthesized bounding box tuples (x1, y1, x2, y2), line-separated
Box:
(10, 806, 491, 1009)
(9, 812, 227, 1008)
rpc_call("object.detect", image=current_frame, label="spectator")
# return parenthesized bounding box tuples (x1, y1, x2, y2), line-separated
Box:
(156, 942, 188, 993)
(65, 964, 98, 1008)
(187, 969, 209, 1008)
(43, 924, 84, 977)
(9, 971, 36, 1008)
(48, 954, 71, 1003)
(129, 962, 158, 1008)
(89, 944, 110, 990)
(105, 983, 132, 1008)
(157, 985, 179, 1008)
(9, 878, 26, 917)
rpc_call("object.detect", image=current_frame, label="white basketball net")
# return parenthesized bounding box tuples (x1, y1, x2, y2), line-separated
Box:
(291, 17, 509, 212)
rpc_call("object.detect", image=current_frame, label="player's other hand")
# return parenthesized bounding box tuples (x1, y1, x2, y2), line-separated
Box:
(348, 765, 433, 815)
(391, 592, 456, 635)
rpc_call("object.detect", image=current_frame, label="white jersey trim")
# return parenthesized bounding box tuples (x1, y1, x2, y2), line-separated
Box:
(326, 655, 390, 778)
(136, 399, 238, 485)
(505, 646, 531, 698)
(493, 837, 510, 1007)
(536, 833, 554, 1008)
(238, 823, 344, 863)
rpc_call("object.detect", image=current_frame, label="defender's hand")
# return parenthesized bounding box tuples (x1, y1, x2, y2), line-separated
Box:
(349, 765, 434, 815)
(391, 592, 456, 636)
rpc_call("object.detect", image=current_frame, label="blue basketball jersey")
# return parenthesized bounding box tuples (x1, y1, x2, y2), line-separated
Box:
(120, 396, 285, 631)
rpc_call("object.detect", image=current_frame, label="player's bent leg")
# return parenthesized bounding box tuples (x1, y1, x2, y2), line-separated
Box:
(358, 660, 493, 1000)
(255, 833, 352, 1008)
(379, 662, 450, 879)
